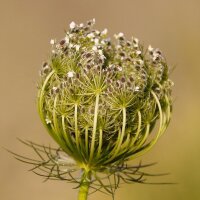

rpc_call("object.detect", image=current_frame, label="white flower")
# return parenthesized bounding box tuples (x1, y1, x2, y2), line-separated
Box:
(114, 32, 124, 39)
(92, 18, 96, 24)
(64, 36, 70, 44)
(69, 21, 76, 29)
(118, 67, 123, 71)
(87, 33, 95, 38)
(133, 38, 139, 44)
(118, 32, 124, 37)
(101, 40, 106, 45)
(153, 56, 158, 61)
(69, 43, 73, 48)
(138, 59, 144, 65)
(100, 54, 106, 60)
(45, 118, 51, 124)
(75, 45, 80, 51)
(101, 28, 108, 35)
(133, 38, 139, 47)
(92, 46, 98, 51)
(67, 71, 75, 78)
(52, 50, 56, 54)
(50, 39, 55, 45)
(148, 45, 154, 52)
(98, 49, 103, 55)
(52, 86, 58, 90)
(69, 34, 73, 38)
(136, 50, 142, 55)
(153, 50, 159, 57)
(79, 23, 84, 27)
(135, 86, 140, 91)
(94, 38, 99, 45)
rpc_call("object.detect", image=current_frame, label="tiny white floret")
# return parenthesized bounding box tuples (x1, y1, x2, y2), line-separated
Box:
(136, 50, 142, 55)
(99, 54, 106, 60)
(75, 45, 80, 51)
(98, 49, 103, 55)
(94, 38, 99, 45)
(50, 39, 55, 45)
(87, 33, 95, 38)
(135, 86, 140, 91)
(134, 38, 139, 44)
(118, 32, 124, 37)
(69, 34, 73, 38)
(45, 118, 51, 124)
(67, 71, 75, 78)
(69, 43, 73, 48)
(101, 28, 108, 35)
(64, 36, 70, 44)
(92, 46, 98, 51)
(69, 21, 76, 29)
(118, 67, 123, 71)
(148, 45, 154, 52)
(52, 86, 58, 90)
(138, 59, 144, 65)
(101, 40, 106, 45)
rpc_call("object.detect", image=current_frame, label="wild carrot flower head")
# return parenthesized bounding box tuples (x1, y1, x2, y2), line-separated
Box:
(38, 19, 173, 169)
(13, 19, 174, 198)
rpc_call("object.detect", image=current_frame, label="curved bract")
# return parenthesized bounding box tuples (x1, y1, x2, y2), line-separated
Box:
(37, 19, 173, 172)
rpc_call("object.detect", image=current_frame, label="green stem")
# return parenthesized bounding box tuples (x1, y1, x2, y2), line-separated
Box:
(97, 128, 103, 158)
(78, 170, 91, 200)
(109, 107, 126, 160)
(89, 93, 100, 162)
(75, 103, 79, 148)
(85, 127, 89, 157)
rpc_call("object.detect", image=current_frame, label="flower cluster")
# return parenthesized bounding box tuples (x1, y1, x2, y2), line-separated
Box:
(5, 19, 175, 200)
(38, 19, 173, 171)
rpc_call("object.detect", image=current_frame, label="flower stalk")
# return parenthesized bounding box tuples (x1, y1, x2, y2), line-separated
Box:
(78, 170, 91, 200)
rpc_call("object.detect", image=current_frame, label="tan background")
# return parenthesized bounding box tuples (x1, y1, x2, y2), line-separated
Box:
(0, 0, 200, 199)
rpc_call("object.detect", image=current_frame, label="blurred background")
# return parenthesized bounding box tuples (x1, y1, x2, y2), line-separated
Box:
(0, 0, 200, 199)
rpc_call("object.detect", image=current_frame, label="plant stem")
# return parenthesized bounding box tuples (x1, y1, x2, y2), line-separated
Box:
(78, 170, 91, 200)
(89, 93, 99, 162)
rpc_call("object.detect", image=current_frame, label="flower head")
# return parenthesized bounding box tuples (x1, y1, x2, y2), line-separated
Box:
(32, 19, 174, 198)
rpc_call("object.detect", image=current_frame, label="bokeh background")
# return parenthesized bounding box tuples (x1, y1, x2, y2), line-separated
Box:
(0, 0, 200, 199)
